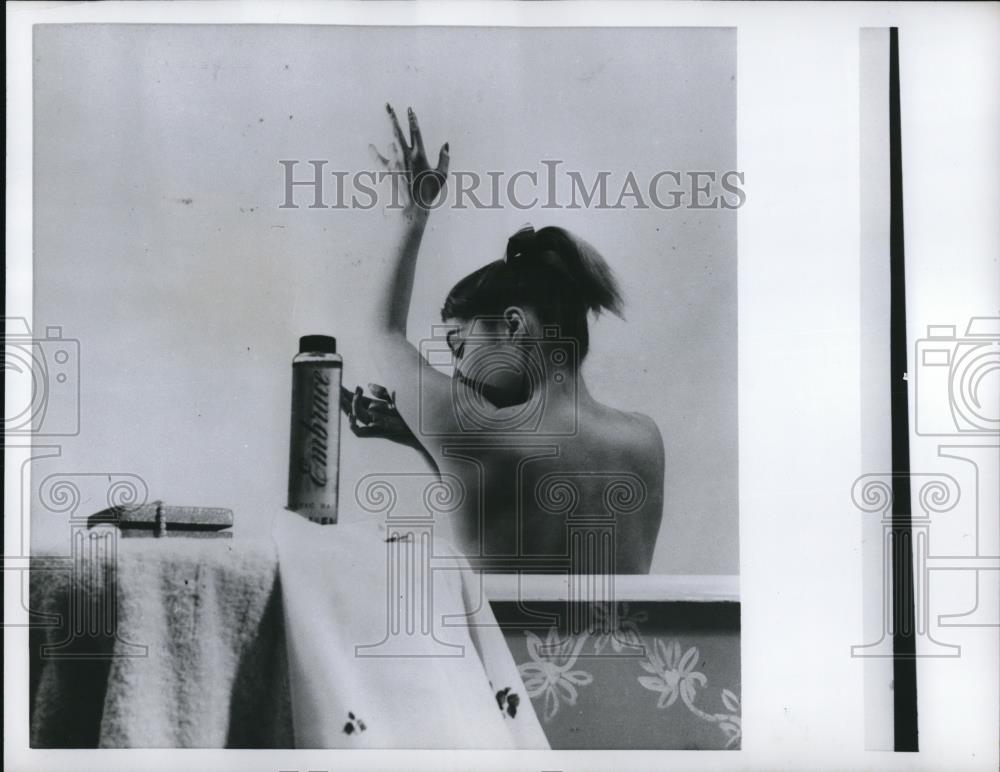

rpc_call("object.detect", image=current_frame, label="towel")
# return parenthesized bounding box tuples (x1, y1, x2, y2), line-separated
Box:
(30, 536, 292, 747)
(273, 509, 549, 749)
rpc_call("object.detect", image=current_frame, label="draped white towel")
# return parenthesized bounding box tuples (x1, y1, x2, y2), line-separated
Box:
(273, 509, 550, 749)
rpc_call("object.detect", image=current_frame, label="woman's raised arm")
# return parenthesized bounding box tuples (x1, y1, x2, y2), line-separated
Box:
(373, 104, 449, 335)
(362, 105, 462, 448)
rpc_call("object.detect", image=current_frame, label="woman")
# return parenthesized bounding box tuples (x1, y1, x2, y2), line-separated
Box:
(347, 105, 664, 574)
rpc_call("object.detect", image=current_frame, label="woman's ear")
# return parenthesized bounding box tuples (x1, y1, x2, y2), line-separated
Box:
(501, 306, 529, 341)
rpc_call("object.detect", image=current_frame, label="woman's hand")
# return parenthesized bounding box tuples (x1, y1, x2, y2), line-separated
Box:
(373, 104, 449, 216)
(340, 383, 419, 447)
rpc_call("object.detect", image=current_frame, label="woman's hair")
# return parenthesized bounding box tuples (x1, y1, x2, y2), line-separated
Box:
(440, 225, 624, 360)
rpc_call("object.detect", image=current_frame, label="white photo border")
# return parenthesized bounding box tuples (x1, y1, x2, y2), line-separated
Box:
(6, 2, 999, 771)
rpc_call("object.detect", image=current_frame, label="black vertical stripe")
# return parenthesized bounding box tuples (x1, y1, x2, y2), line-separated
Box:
(889, 26, 919, 753)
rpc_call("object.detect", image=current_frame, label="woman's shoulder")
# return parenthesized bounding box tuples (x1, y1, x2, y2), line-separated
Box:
(591, 406, 664, 463)
(627, 409, 662, 439)
(627, 411, 664, 464)
(610, 406, 662, 443)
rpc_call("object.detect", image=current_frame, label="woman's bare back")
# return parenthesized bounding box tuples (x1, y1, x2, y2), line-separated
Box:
(437, 400, 664, 574)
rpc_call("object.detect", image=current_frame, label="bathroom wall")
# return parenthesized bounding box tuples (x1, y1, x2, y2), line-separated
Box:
(30, 24, 738, 575)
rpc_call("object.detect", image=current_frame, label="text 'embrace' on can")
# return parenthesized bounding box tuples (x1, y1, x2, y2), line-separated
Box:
(287, 334, 342, 524)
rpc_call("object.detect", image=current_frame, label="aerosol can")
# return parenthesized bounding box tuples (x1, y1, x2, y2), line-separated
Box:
(287, 335, 342, 524)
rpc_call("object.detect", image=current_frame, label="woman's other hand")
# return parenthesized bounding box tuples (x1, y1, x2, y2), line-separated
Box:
(373, 104, 449, 215)
(340, 383, 419, 447)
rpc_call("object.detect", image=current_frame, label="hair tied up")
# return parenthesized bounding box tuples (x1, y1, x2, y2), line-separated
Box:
(533, 225, 625, 320)
(505, 223, 537, 264)
(442, 224, 625, 360)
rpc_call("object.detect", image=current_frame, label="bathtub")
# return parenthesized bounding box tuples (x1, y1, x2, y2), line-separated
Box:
(483, 573, 741, 750)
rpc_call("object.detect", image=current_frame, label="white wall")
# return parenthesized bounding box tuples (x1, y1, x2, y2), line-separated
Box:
(31, 24, 737, 574)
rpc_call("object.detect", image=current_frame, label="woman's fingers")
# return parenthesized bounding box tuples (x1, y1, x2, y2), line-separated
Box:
(435, 142, 450, 181)
(385, 103, 410, 163)
(369, 143, 391, 169)
(407, 107, 425, 159)
(368, 382, 392, 401)
(388, 142, 402, 165)
(351, 388, 362, 422)
(384, 102, 449, 210)
(352, 387, 373, 424)
(368, 401, 391, 416)
(350, 415, 406, 439)
(339, 385, 355, 414)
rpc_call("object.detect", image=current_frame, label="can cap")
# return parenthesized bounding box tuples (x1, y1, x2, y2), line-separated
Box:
(298, 334, 337, 354)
